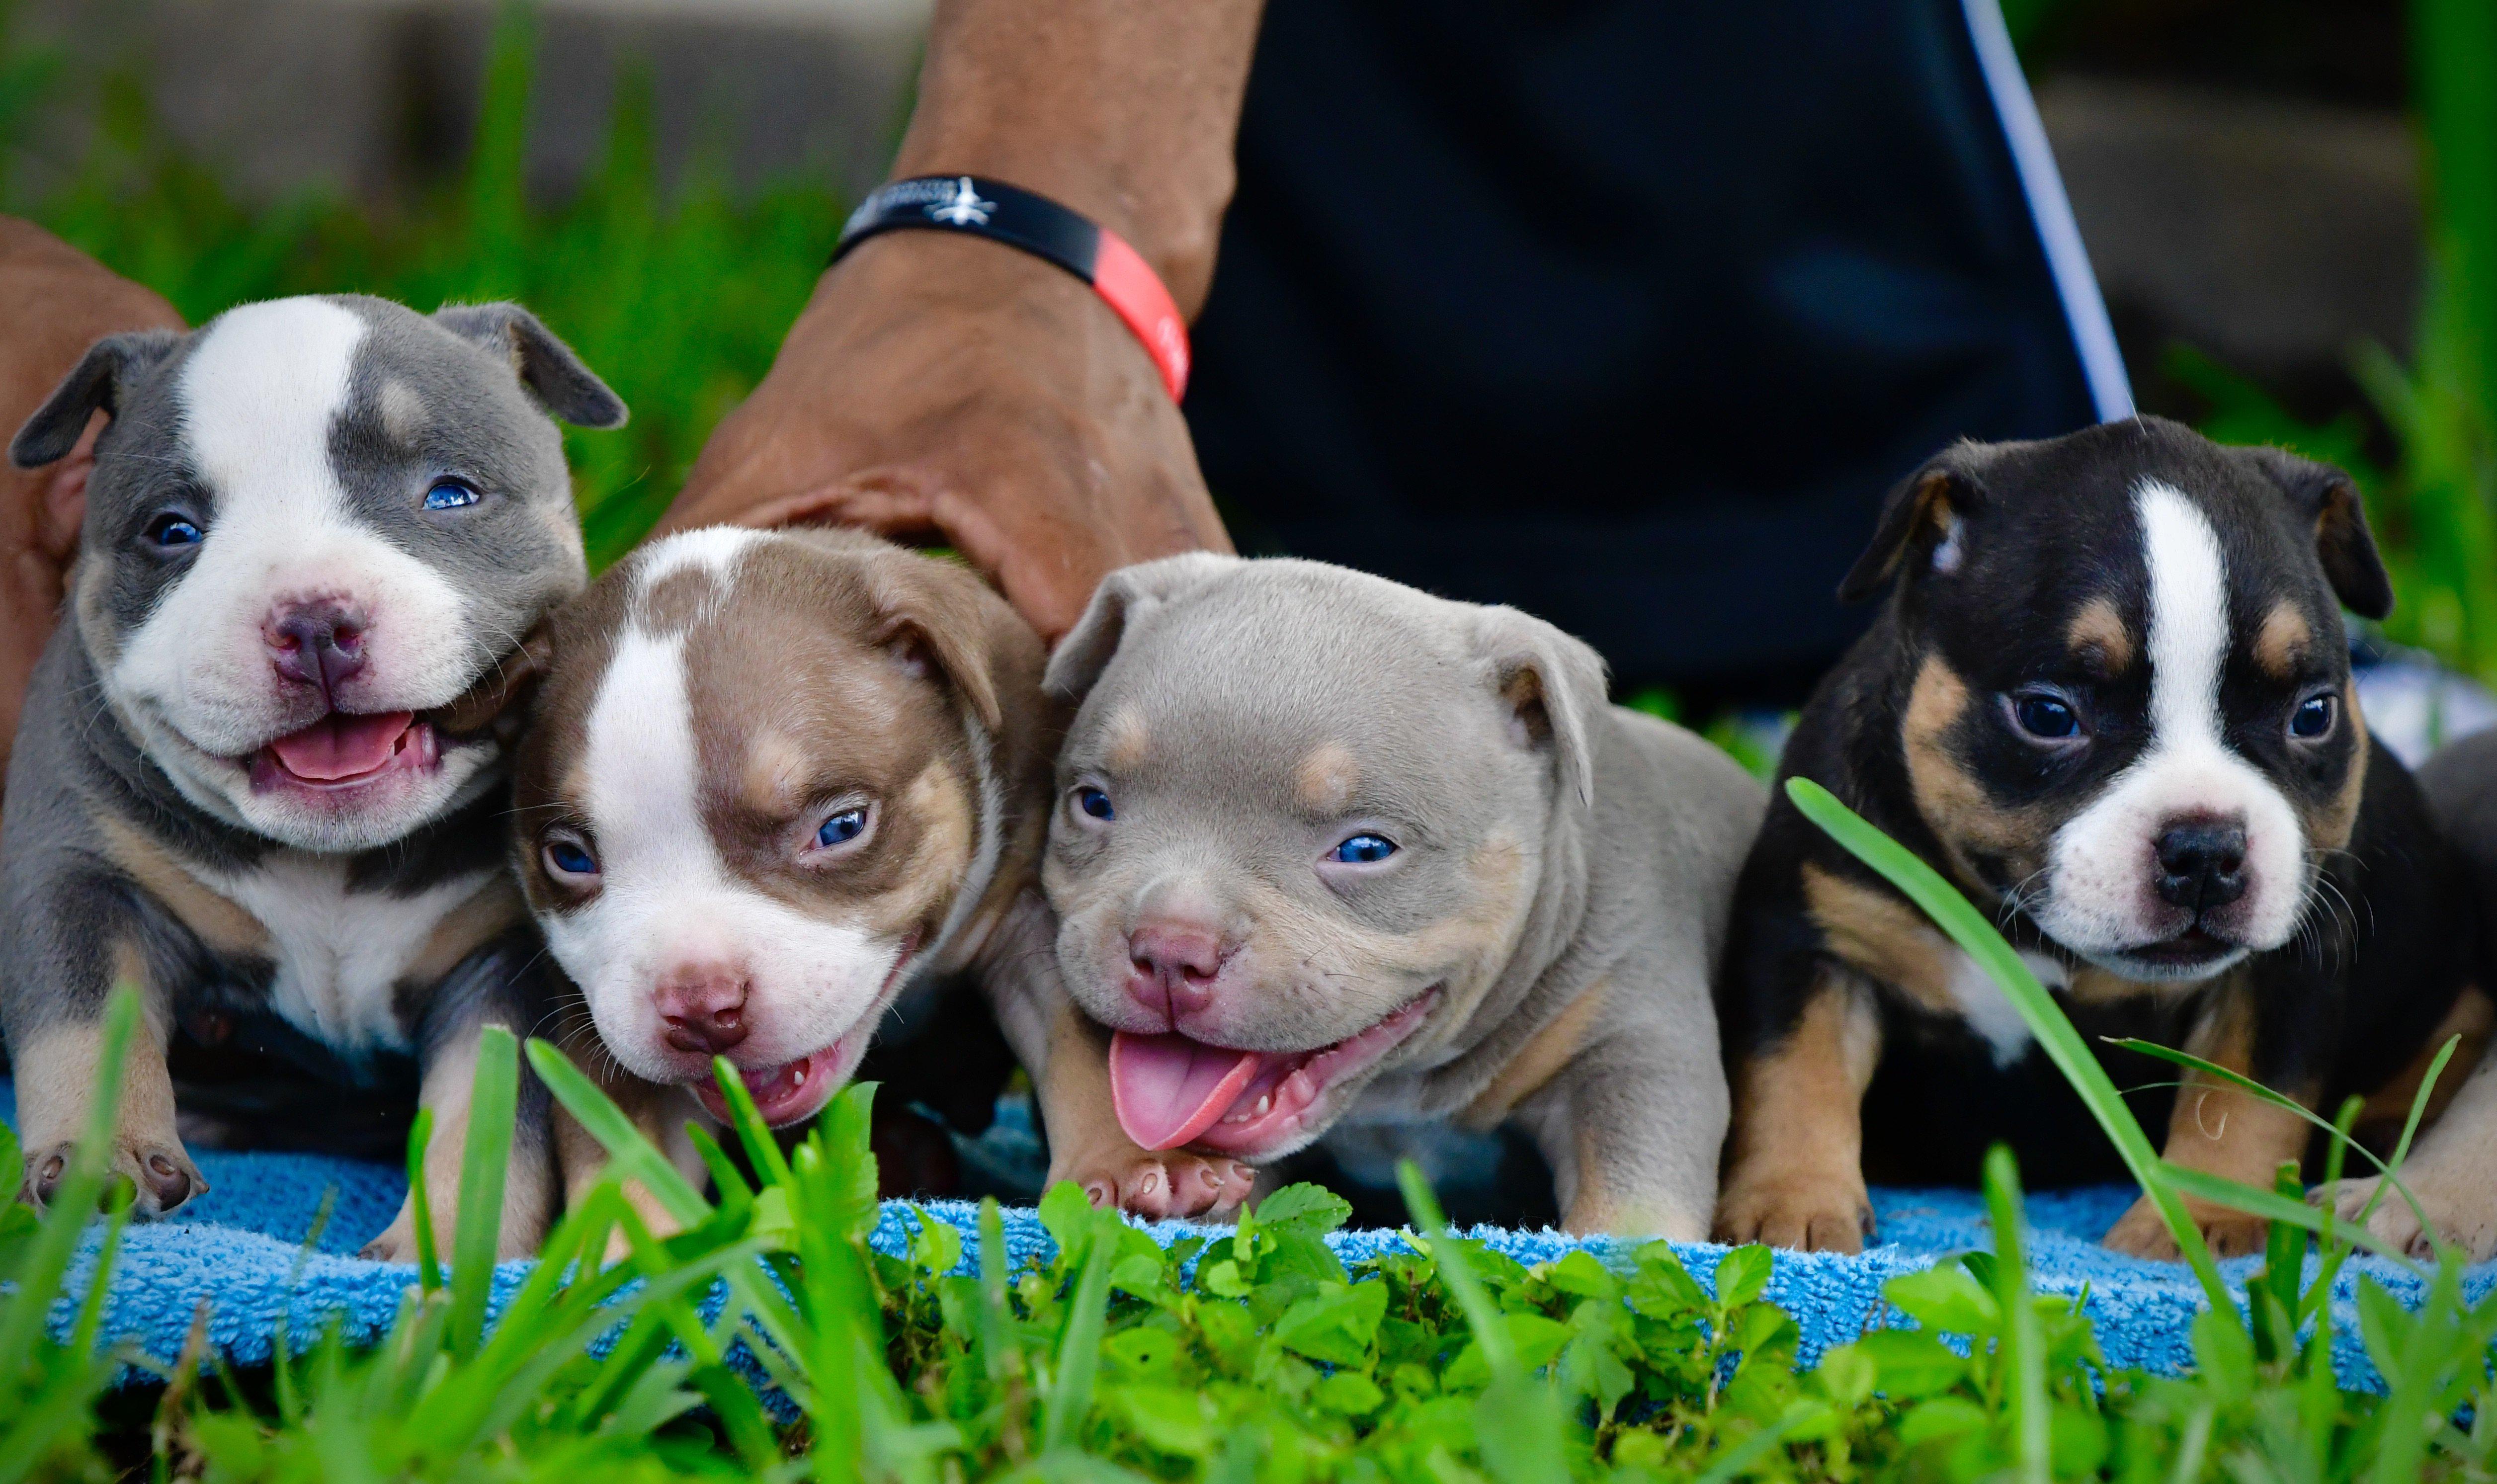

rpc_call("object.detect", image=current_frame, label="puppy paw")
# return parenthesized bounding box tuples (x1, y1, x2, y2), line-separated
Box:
(2102, 1195, 2267, 1259)
(2319, 1173, 2497, 1262)
(1711, 1175, 1874, 1253)
(1063, 1150, 1255, 1222)
(19, 1138, 207, 1218)
(358, 1214, 420, 1266)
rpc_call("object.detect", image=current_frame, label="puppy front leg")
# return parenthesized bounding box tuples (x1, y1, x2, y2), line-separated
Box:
(2103, 990, 2312, 1260)
(1514, 1019, 1728, 1241)
(549, 1039, 709, 1263)
(1712, 969, 1882, 1253)
(2320, 987, 2497, 1260)
(362, 943, 557, 1263)
(6, 887, 204, 1217)
(981, 895, 1251, 1221)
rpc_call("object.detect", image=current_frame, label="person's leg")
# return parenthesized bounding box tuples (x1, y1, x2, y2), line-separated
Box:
(0, 219, 184, 787)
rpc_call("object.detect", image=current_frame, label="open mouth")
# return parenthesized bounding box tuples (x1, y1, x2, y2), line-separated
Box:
(1107, 989, 1441, 1156)
(686, 932, 923, 1130)
(248, 711, 440, 792)
(694, 1042, 852, 1127)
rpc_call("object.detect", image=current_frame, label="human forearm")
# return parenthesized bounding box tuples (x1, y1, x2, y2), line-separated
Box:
(890, 0, 1265, 314)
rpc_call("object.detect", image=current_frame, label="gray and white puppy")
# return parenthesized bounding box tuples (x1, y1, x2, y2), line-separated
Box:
(1030, 555, 1763, 1237)
(2, 294, 623, 1259)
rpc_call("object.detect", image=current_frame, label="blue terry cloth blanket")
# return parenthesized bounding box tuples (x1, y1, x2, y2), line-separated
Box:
(6, 1080, 2489, 1395)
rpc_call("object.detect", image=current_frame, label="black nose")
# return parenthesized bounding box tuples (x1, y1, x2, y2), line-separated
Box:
(265, 601, 368, 700)
(2154, 820, 2248, 912)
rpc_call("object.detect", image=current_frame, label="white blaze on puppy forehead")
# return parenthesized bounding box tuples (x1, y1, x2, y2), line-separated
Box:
(543, 535, 909, 1085)
(109, 300, 476, 753)
(2035, 481, 2308, 969)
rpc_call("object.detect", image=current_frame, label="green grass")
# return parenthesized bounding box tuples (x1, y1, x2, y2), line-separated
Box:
(14, 788, 2497, 1481)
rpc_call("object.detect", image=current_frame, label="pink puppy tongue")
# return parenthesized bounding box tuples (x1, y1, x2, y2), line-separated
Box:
(1109, 1031, 1269, 1151)
(269, 712, 415, 781)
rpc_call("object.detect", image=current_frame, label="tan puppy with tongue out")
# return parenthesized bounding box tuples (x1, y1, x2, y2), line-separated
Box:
(1035, 554, 1763, 1235)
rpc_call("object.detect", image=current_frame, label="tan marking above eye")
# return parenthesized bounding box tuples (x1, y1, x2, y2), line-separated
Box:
(2255, 602, 2313, 679)
(2065, 596, 2133, 675)
(378, 378, 426, 443)
(636, 568, 722, 638)
(1295, 742, 1360, 814)
(741, 728, 812, 815)
(1101, 704, 1151, 772)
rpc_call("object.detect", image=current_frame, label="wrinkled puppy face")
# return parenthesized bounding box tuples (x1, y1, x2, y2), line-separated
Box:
(1844, 417, 2391, 983)
(514, 529, 1007, 1128)
(9, 294, 622, 852)
(1043, 555, 1603, 1162)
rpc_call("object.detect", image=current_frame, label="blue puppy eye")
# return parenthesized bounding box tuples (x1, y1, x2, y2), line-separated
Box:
(2010, 692, 2081, 741)
(1077, 787, 1114, 822)
(423, 478, 481, 511)
(144, 511, 203, 549)
(2291, 693, 2337, 740)
(1331, 833, 1398, 864)
(543, 838, 598, 878)
(816, 807, 869, 848)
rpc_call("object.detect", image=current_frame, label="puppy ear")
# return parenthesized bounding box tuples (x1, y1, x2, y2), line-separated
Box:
(1043, 552, 1241, 703)
(1474, 606, 1608, 812)
(863, 555, 1035, 734)
(1838, 445, 1991, 603)
(9, 330, 181, 469)
(2237, 446, 2394, 621)
(435, 622, 559, 739)
(431, 303, 629, 429)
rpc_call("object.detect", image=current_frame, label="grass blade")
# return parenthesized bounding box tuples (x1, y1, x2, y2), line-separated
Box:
(1041, 1213, 1114, 1454)
(404, 1107, 442, 1295)
(1787, 778, 2234, 1311)
(448, 1026, 518, 1360)
(525, 1037, 709, 1224)
(1985, 1147, 2051, 1484)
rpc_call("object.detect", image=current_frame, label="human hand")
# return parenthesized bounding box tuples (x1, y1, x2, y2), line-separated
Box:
(662, 231, 1232, 644)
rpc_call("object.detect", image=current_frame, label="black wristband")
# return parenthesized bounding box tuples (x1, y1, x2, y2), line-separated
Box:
(828, 175, 1192, 401)
(832, 175, 1102, 281)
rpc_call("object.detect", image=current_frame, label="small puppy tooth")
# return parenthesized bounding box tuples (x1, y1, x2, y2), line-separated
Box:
(1253, 1094, 1271, 1116)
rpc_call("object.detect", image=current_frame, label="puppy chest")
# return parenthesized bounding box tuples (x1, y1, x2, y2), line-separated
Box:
(190, 857, 511, 1052)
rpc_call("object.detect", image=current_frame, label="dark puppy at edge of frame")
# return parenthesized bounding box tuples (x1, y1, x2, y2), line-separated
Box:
(1713, 414, 2484, 1259)
(0, 294, 624, 1260)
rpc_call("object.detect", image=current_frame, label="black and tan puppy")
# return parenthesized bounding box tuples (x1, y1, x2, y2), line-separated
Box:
(1715, 415, 2480, 1259)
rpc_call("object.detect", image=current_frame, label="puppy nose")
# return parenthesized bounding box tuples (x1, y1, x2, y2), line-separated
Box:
(1126, 923, 1229, 1017)
(2154, 820, 2248, 912)
(266, 600, 368, 699)
(655, 966, 750, 1055)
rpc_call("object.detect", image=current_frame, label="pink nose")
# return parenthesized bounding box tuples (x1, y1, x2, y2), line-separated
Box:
(655, 965, 749, 1055)
(265, 599, 368, 701)
(1125, 922, 1229, 1020)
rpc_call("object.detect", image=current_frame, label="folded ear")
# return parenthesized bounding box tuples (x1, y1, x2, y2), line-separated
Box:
(1042, 552, 1241, 704)
(2235, 445, 2394, 621)
(1838, 444, 1993, 603)
(1473, 606, 1608, 812)
(431, 303, 629, 429)
(863, 553, 1050, 736)
(9, 330, 182, 469)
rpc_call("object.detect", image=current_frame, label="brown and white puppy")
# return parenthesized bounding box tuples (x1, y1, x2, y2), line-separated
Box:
(507, 526, 1065, 1220)
(1, 295, 624, 1260)
(1026, 554, 1764, 1236)
(1716, 416, 2480, 1259)
(2322, 727, 2497, 1258)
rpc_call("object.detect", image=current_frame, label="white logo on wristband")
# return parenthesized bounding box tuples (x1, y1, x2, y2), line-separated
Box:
(927, 177, 995, 228)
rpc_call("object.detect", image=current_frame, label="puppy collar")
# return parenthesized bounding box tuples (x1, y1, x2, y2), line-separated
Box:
(832, 175, 1191, 402)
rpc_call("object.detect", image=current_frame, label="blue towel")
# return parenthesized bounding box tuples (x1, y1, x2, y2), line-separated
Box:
(6, 1080, 2485, 1393)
